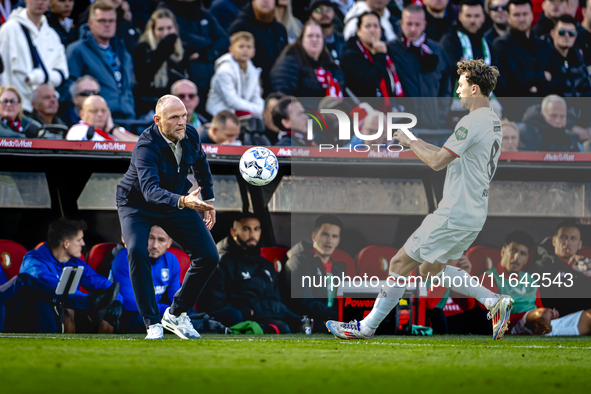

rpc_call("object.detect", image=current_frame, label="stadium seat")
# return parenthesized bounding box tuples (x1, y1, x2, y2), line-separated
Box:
(578, 245, 591, 258)
(332, 248, 357, 278)
(465, 246, 502, 276)
(167, 247, 191, 283)
(87, 243, 118, 278)
(0, 240, 28, 281)
(355, 245, 399, 279)
(260, 247, 288, 272)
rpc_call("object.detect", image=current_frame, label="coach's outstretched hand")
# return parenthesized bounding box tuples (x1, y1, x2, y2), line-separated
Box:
(183, 187, 214, 211)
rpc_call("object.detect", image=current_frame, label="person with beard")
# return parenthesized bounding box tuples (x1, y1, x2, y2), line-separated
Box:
(200, 213, 300, 334)
(270, 20, 345, 97)
(210, 0, 249, 30)
(110, 226, 181, 334)
(520, 95, 580, 151)
(532, 0, 568, 37)
(548, 15, 591, 98)
(424, 0, 455, 41)
(310, 0, 346, 63)
(228, 0, 288, 97)
(341, 11, 403, 99)
(157, 0, 229, 116)
(524, 220, 591, 318)
(484, 0, 510, 45)
(441, 0, 494, 80)
(284, 215, 346, 331)
(76, 0, 141, 54)
(492, 0, 560, 97)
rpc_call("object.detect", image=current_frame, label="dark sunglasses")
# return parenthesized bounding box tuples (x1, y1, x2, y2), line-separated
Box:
(177, 93, 196, 99)
(77, 90, 100, 97)
(558, 29, 576, 37)
(489, 5, 508, 11)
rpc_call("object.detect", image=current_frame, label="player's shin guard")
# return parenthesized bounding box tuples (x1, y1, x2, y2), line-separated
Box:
(442, 265, 498, 309)
(362, 272, 406, 330)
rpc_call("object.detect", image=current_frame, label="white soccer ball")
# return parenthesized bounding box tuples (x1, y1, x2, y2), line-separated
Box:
(239, 147, 279, 186)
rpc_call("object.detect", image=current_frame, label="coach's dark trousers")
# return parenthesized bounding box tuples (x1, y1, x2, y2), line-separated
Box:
(118, 204, 219, 328)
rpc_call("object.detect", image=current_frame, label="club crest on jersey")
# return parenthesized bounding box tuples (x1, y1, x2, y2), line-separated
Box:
(161, 268, 169, 282)
(455, 126, 468, 141)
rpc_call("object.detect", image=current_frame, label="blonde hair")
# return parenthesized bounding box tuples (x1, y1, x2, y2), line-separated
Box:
(230, 31, 255, 46)
(89, 0, 115, 21)
(139, 9, 184, 89)
(0, 85, 23, 121)
(277, 1, 302, 41)
(501, 118, 518, 133)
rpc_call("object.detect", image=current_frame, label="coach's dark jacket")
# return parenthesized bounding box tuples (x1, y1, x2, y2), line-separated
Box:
(116, 123, 214, 210)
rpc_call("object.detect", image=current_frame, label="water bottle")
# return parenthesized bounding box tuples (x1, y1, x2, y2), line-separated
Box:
(301, 315, 313, 334)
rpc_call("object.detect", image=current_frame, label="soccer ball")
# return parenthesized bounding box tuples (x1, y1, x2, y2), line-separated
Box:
(239, 147, 279, 186)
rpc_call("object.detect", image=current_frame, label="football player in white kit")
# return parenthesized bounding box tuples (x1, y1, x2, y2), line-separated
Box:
(327, 59, 513, 340)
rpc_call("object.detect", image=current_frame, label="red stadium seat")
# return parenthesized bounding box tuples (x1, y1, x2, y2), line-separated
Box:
(167, 247, 191, 283)
(332, 248, 357, 278)
(465, 246, 502, 276)
(260, 247, 288, 272)
(577, 245, 591, 259)
(355, 245, 399, 279)
(0, 240, 28, 280)
(87, 243, 117, 278)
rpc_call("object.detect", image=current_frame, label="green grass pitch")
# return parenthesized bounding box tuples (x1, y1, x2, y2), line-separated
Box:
(1, 334, 590, 394)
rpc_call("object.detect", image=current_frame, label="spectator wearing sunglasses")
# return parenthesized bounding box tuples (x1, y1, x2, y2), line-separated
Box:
(309, 0, 346, 64)
(548, 15, 591, 97)
(484, 0, 510, 45)
(60, 75, 101, 127)
(533, 0, 568, 37)
(171, 79, 208, 131)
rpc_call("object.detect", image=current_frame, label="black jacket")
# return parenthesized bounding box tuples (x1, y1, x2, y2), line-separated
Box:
(424, 11, 454, 42)
(132, 39, 190, 115)
(532, 13, 555, 38)
(200, 236, 293, 320)
(341, 37, 396, 98)
(326, 31, 346, 65)
(45, 11, 77, 48)
(492, 28, 560, 97)
(157, 0, 229, 93)
(440, 25, 495, 80)
(387, 36, 452, 129)
(523, 236, 591, 315)
(228, 3, 288, 96)
(553, 47, 591, 98)
(520, 104, 580, 152)
(270, 45, 344, 97)
(283, 241, 346, 322)
(116, 123, 214, 211)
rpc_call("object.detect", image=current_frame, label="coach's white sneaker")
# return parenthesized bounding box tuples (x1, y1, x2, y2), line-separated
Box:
(146, 323, 164, 339)
(488, 295, 514, 340)
(162, 307, 201, 339)
(326, 320, 375, 340)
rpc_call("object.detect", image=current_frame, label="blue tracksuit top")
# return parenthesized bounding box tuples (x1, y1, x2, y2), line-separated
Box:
(110, 249, 181, 315)
(20, 242, 123, 302)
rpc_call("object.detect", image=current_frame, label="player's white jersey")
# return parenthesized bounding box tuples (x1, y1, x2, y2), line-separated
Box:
(434, 106, 502, 231)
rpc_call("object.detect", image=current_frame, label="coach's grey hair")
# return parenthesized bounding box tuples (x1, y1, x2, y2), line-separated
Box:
(155, 94, 184, 116)
(69, 75, 100, 98)
(541, 94, 567, 114)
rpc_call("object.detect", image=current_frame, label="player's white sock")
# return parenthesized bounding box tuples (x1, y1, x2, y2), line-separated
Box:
(442, 265, 499, 309)
(361, 271, 406, 331)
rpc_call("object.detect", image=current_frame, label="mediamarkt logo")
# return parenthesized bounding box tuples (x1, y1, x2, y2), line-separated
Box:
(93, 142, 127, 151)
(305, 110, 417, 151)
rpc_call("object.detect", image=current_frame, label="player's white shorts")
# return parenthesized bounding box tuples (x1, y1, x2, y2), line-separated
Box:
(512, 310, 583, 336)
(403, 214, 479, 265)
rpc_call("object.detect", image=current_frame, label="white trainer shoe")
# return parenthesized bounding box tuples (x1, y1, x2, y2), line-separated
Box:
(326, 320, 375, 340)
(161, 307, 201, 339)
(488, 295, 514, 340)
(146, 323, 164, 339)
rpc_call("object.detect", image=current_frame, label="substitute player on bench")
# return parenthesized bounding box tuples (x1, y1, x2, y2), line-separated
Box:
(327, 59, 514, 340)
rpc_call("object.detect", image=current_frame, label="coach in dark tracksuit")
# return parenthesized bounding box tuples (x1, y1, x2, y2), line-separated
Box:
(116, 95, 219, 338)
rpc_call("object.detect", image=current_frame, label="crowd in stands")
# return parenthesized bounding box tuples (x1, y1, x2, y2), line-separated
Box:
(2, 214, 590, 336)
(0, 0, 589, 150)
